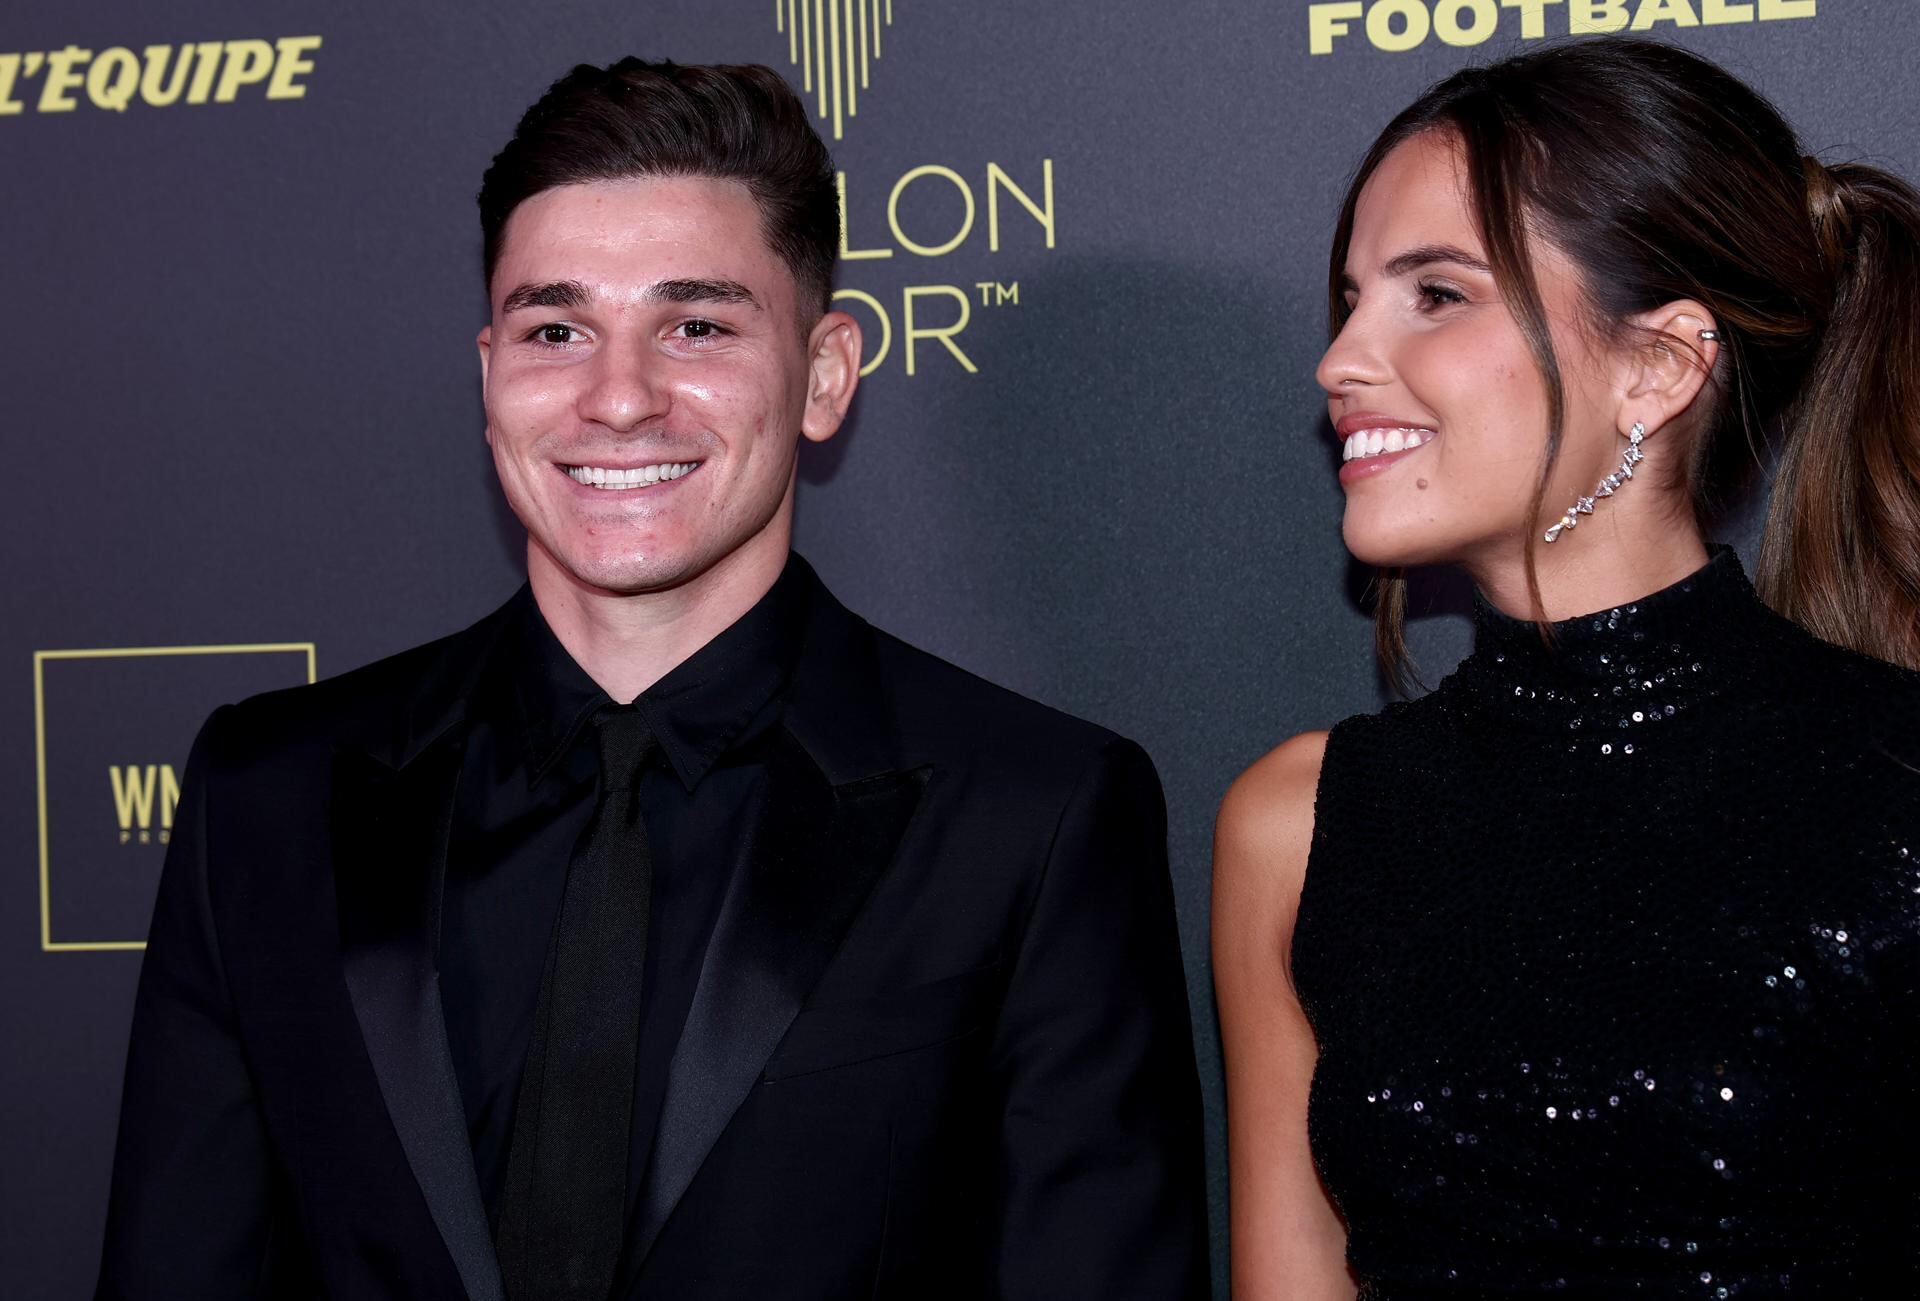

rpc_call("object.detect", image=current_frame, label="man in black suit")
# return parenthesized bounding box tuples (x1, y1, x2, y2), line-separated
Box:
(98, 57, 1205, 1300)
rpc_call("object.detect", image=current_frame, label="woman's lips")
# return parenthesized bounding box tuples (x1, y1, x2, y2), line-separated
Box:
(1340, 425, 1434, 462)
(1336, 426, 1436, 485)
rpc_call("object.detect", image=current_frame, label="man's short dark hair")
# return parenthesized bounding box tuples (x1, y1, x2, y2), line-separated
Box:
(479, 57, 839, 318)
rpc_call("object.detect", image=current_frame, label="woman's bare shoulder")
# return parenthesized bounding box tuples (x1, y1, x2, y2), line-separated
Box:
(1215, 730, 1331, 912)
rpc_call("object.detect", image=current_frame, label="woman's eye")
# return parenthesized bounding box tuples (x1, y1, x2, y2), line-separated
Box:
(1418, 282, 1467, 309)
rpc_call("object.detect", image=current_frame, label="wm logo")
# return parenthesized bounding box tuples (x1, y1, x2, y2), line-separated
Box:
(34, 641, 313, 951)
(110, 764, 181, 844)
(775, 0, 895, 140)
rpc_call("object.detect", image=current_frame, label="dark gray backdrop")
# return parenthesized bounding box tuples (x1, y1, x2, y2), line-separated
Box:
(7, 2, 1915, 1294)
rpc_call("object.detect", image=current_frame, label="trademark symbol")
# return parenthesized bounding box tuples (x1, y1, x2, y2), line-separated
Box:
(974, 281, 1020, 307)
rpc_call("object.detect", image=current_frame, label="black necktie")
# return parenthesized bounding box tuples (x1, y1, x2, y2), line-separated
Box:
(496, 706, 656, 1301)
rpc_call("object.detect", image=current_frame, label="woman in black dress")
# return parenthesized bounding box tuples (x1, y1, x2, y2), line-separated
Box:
(1214, 38, 1920, 1299)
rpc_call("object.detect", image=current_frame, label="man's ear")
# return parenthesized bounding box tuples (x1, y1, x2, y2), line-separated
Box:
(1616, 300, 1720, 441)
(800, 311, 863, 445)
(476, 325, 494, 446)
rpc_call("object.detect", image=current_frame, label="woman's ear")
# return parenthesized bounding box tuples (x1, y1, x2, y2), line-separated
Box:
(1614, 300, 1720, 441)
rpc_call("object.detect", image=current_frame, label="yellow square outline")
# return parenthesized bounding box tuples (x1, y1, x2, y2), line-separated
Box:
(34, 643, 317, 953)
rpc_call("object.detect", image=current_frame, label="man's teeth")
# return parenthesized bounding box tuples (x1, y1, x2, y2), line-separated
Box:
(565, 462, 699, 489)
(1341, 428, 1436, 462)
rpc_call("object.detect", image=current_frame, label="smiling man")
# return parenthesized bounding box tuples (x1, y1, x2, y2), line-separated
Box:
(97, 58, 1206, 1301)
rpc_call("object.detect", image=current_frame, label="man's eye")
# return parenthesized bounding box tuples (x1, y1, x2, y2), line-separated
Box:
(533, 324, 578, 347)
(677, 319, 727, 340)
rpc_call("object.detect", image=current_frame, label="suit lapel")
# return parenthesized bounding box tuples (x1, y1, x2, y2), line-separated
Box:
(335, 737, 506, 1301)
(623, 723, 928, 1275)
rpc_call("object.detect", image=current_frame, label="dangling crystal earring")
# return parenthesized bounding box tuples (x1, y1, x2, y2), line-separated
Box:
(1544, 422, 1645, 543)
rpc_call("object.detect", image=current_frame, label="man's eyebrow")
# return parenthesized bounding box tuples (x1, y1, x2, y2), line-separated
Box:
(648, 278, 760, 309)
(500, 280, 592, 313)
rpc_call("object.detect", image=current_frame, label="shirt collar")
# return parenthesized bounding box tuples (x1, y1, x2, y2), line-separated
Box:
(501, 554, 815, 791)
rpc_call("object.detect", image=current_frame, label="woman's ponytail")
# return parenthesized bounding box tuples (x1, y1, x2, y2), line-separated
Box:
(1759, 162, 1920, 670)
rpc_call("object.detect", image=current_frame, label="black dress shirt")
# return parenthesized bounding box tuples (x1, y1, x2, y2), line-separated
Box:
(438, 561, 810, 1232)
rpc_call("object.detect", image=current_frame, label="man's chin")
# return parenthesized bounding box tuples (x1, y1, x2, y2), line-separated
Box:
(524, 538, 699, 599)
(526, 510, 791, 603)
(565, 559, 704, 598)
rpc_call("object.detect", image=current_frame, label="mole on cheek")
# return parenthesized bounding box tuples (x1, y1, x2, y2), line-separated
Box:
(1416, 478, 1430, 490)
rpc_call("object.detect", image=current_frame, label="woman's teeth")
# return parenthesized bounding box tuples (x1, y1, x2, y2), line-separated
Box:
(1342, 428, 1435, 462)
(565, 462, 699, 489)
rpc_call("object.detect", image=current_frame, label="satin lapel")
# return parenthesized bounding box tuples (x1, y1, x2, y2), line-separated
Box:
(623, 728, 928, 1275)
(334, 741, 505, 1301)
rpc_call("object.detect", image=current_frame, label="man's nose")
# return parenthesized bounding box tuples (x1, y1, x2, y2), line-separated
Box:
(577, 340, 671, 433)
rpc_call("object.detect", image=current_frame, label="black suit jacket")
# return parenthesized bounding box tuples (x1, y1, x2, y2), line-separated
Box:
(97, 567, 1208, 1299)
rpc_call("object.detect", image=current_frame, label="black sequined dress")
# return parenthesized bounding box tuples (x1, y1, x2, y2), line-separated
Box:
(1292, 550, 1920, 1298)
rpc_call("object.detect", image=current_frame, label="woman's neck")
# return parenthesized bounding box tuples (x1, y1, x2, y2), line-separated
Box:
(1466, 516, 1710, 625)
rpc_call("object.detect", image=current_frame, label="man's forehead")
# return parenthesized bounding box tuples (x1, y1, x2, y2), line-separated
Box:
(492, 177, 788, 300)
(504, 176, 765, 251)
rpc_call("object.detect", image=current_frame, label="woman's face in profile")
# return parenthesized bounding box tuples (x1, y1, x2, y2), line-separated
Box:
(1319, 131, 1622, 574)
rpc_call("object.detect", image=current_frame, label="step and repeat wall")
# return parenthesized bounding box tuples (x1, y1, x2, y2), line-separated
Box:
(5, 1, 1913, 1293)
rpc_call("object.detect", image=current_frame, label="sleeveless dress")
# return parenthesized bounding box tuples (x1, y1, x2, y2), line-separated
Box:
(1291, 549, 1920, 1298)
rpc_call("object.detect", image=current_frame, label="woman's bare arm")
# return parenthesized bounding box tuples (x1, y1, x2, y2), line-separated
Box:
(1213, 730, 1356, 1300)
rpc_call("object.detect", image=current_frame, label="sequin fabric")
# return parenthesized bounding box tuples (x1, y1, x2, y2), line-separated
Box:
(1291, 549, 1920, 1298)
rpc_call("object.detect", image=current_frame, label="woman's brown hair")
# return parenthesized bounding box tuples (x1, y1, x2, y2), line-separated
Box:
(1329, 37, 1920, 687)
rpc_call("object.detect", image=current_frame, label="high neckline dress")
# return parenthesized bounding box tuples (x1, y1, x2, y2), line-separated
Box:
(1291, 548, 1920, 1298)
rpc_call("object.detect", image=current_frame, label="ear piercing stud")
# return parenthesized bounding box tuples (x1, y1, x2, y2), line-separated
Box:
(1545, 422, 1645, 543)
(1698, 329, 1720, 343)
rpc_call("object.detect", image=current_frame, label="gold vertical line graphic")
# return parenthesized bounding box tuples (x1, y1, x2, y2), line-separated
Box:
(34, 653, 51, 950)
(844, 0, 857, 119)
(779, 0, 890, 136)
(828, 0, 842, 140)
(814, 0, 828, 119)
(800, 0, 812, 92)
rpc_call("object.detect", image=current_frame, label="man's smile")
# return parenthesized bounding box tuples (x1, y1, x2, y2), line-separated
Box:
(562, 460, 702, 489)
